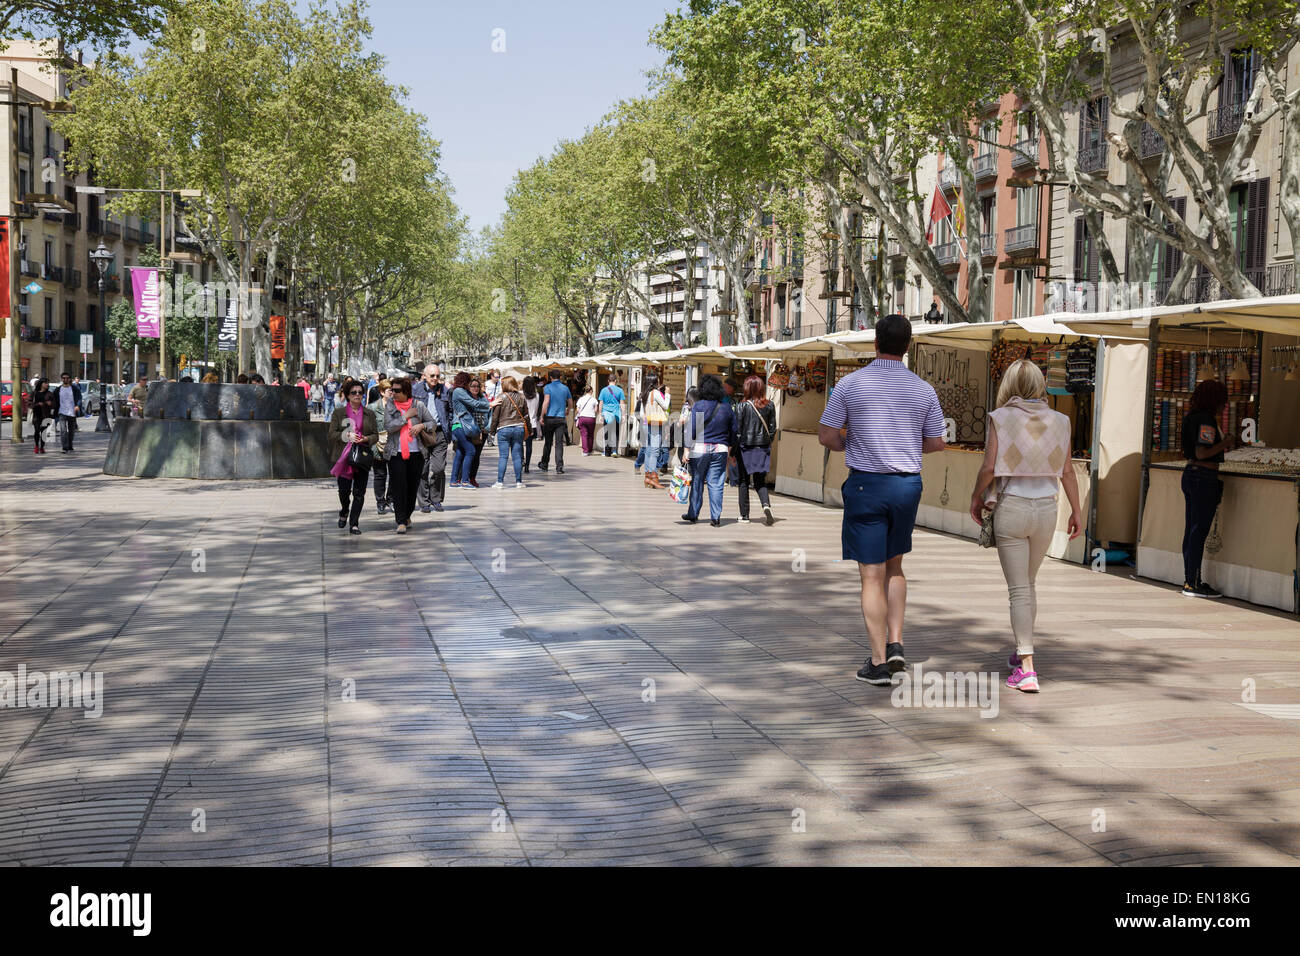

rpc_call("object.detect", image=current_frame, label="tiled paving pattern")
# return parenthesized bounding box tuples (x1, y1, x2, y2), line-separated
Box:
(1, 433, 1297, 865)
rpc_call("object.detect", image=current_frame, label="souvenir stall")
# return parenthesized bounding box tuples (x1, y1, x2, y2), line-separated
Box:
(1063, 298, 1300, 612)
(905, 318, 1148, 564)
(727, 333, 873, 504)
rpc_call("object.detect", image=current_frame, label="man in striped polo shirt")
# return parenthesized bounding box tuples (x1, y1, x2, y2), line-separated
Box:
(819, 314, 946, 686)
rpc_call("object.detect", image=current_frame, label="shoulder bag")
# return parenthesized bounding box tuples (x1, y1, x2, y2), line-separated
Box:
(977, 485, 1005, 549)
(508, 393, 532, 441)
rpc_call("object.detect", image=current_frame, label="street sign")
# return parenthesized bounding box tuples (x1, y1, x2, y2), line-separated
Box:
(594, 330, 624, 342)
(80, 334, 93, 354)
(23, 282, 41, 294)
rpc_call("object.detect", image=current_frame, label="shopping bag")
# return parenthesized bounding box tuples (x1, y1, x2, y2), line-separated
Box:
(667, 464, 692, 504)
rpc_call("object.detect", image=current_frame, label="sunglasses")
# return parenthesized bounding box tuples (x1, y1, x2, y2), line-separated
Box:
(348, 389, 363, 396)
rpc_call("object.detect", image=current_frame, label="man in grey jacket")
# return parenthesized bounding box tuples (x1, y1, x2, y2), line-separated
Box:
(412, 364, 451, 513)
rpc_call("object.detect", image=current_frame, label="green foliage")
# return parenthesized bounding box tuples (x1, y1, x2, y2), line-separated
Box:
(0, 0, 176, 52)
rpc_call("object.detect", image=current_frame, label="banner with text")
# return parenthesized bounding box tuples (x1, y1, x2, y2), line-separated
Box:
(129, 268, 161, 338)
(218, 298, 238, 352)
(302, 328, 317, 363)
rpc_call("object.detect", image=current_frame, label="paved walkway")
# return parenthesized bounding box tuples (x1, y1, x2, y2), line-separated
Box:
(0, 433, 1297, 865)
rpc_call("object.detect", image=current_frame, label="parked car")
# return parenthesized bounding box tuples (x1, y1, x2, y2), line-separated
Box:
(83, 383, 121, 416)
(1, 381, 30, 421)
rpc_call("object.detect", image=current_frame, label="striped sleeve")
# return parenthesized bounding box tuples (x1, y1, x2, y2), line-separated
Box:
(820, 385, 847, 429)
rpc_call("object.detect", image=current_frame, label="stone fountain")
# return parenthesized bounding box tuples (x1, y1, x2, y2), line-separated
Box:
(103, 382, 333, 479)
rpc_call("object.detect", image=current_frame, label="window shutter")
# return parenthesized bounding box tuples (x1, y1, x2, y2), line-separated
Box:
(1074, 218, 1085, 281)
(1246, 177, 1269, 272)
(1098, 95, 1109, 133)
(1088, 220, 1100, 284)
(1078, 107, 1087, 150)
(1162, 197, 1186, 281)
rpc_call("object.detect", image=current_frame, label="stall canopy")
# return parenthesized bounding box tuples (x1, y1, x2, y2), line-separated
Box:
(912, 316, 1144, 346)
(727, 334, 841, 357)
(1051, 294, 1300, 337)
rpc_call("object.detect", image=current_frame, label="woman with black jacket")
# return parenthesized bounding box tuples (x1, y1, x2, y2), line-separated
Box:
(735, 375, 777, 525)
(29, 378, 53, 454)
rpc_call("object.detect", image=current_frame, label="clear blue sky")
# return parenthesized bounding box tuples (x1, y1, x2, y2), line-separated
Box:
(366, 1, 677, 234)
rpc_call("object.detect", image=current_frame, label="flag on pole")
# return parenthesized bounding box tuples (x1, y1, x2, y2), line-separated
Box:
(952, 191, 969, 256)
(129, 268, 161, 338)
(925, 186, 953, 243)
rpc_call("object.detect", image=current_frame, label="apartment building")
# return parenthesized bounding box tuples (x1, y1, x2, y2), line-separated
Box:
(1048, 27, 1297, 310)
(615, 240, 726, 347)
(934, 97, 1050, 321)
(1, 39, 163, 386)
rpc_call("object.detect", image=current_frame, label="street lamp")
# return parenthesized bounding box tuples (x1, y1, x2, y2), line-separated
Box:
(89, 241, 114, 432)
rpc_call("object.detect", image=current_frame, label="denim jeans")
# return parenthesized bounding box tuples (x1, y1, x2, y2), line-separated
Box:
(495, 425, 525, 483)
(637, 422, 668, 471)
(452, 428, 478, 484)
(1181, 466, 1223, 586)
(686, 451, 727, 520)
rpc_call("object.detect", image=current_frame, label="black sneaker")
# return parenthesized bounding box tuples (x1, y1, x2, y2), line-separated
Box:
(710, 518, 721, 527)
(885, 642, 906, 672)
(556, 467, 565, 474)
(855, 660, 894, 686)
(537, 464, 549, 472)
(1195, 582, 1223, 599)
(681, 514, 697, 524)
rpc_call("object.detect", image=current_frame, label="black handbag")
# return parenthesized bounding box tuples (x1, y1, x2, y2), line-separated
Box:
(347, 440, 374, 469)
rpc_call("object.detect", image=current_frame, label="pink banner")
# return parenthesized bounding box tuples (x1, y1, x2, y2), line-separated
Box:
(130, 267, 161, 338)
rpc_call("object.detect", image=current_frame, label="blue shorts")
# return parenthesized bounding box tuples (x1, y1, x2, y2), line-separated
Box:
(841, 471, 923, 565)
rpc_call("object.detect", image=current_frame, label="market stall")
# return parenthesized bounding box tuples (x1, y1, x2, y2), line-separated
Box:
(1062, 297, 1300, 612)
(905, 317, 1148, 564)
(727, 335, 847, 503)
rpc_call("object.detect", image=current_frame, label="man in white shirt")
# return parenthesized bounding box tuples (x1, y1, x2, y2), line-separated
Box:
(51, 372, 83, 452)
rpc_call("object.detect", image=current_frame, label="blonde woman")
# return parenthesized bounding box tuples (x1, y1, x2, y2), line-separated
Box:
(970, 359, 1083, 693)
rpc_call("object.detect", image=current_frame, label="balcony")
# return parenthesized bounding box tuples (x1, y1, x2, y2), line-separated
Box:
(141, 227, 157, 245)
(18, 130, 32, 154)
(43, 328, 60, 345)
(934, 241, 961, 268)
(939, 164, 961, 193)
(61, 211, 80, 230)
(125, 225, 142, 244)
(1207, 102, 1245, 142)
(44, 264, 64, 283)
(1005, 223, 1039, 254)
(103, 219, 122, 238)
(977, 233, 997, 259)
(888, 239, 905, 258)
(88, 216, 104, 236)
(1267, 261, 1295, 296)
(19, 325, 40, 342)
(20, 259, 41, 278)
(1079, 142, 1108, 173)
(973, 152, 998, 181)
(1138, 123, 1165, 159)
(91, 273, 122, 294)
(1011, 138, 1038, 169)
(43, 211, 62, 223)
(63, 268, 81, 290)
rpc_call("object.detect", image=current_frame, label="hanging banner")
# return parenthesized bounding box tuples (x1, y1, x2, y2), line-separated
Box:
(330, 335, 340, 365)
(129, 268, 161, 338)
(218, 297, 238, 352)
(269, 314, 286, 359)
(0, 220, 9, 320)
(302, 327, 317, 363)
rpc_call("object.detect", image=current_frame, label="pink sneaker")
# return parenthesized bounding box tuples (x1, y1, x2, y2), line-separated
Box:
(1007, 667, 1039, 693)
